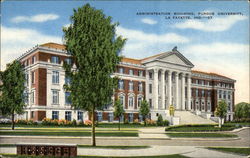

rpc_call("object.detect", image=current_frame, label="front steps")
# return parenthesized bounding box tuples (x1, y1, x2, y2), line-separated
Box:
(174, 111, 216, 125)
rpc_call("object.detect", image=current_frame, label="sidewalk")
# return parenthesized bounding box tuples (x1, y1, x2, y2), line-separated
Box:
(0, 146, 247, 158)
(138, 127, 170, 139)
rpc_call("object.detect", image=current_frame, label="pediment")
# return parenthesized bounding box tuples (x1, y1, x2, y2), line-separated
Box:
(156, 51, 194, 67)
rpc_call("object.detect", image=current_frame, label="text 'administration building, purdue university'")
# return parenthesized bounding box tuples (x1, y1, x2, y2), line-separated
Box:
(17, 43, 235, 124)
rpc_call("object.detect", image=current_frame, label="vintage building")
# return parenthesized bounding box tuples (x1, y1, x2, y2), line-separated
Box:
(17, 43, 235, 123)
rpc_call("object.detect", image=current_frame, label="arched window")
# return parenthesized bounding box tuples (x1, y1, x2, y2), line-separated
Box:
(128, 93, 135, 109)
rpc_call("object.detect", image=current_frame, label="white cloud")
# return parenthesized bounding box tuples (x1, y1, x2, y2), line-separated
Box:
(1, 26, 62, 70)
(173, 15, 247, 32)
(141, 18, 157, 25)
(11, 14, 59, 23)
(185, 43, 249, 55)
(184, 43, 249, 104)
(116, 26, 190, 58)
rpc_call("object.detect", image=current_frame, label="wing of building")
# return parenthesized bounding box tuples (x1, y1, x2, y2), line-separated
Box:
(16, 43, 236, 124)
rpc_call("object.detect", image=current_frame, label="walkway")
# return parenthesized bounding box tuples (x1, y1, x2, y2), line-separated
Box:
(138, 127, 170, 139)
(0, 146, 247, 158)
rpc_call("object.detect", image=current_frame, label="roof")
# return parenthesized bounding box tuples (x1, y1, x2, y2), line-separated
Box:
(121, 57, 142, 65)
(40, 42, 66, 50)
(141, 52, 166, 61)
(192, 70, 234, 81)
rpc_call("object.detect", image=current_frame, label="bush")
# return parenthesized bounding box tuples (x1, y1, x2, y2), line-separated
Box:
(124, 119, 129, 124)
(17, 119, 28, 125)
(157, 114, 164, 126)
(72, 119, 77, 126)
(163, 120, 169, 126)
(133, 119, 140, 125)
(84, 120, 92, 126)
(146, 119, 156, 126)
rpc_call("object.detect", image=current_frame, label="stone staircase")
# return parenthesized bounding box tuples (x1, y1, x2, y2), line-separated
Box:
(175, 111, 216, 125)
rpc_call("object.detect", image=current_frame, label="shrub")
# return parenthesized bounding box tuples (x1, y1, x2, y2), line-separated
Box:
(146, 119, 156, 126)
(72, 119, 77, 126)
(133, 119, 140, 125)
(78, 121, 84, 126)
(163, 120, 169, 126)
(27, 120, 34, 125)
(124, 119, 129, 124)
(157, 114, 164, 126)
(84, 120, 92, 126)
(17, 119, 28, 125)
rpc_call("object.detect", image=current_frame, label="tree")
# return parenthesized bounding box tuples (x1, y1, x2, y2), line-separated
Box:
(0, 60, 26, 130)
(215, 100, 228, 128)
(139, 100, 150, 126)
(235, 102, 250, 120)
(63, 4, 126, 146)
(114, 99, 125, 131)
(157, 114, 164, 126)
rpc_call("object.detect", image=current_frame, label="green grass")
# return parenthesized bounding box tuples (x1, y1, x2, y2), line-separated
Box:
(165, 124, 238, 132)
(166, 132, 238, 138)
(0, 154, 189, 158)
(0, 131, 138, 137)
(207, 147, 250, 156)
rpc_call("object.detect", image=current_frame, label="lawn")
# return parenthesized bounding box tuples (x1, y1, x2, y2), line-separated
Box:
(207, 147, 250, 156)
(0, 154, 189, 158)
(0, 130, 138, 137)
(166, 132, 238, 138)
(165, 124, 238, 132)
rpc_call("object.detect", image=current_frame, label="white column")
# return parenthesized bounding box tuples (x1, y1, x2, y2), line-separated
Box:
(181, 73, 185, 110)
(167, 71, 172, 107)
(154, 69, 158, 110)
(161, 69, 165, 109)
(187, 74, 191, 110)
(175, 72, 179, 109)
(145, 70, 149, 102)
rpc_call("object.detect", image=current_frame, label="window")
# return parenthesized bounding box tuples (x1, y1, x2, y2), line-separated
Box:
(77, 111, 83, 121)
(207, 81, 210, 86)
(128, 96, 134, 107)
(119, 95, 124, 107)
(149, 84, 152, 93)
(228, 92, 231, 99)
(138, 82, 143, 92)
(202, 90, 205, 97)
(31, 71, 35, 84)
(201, 101, 205, 110)
(149, 99, 152, 108)
(64, 58, 72, 65)
(138, 70, 143, 77)
(97, 112, 102, 122)
(65, 92, 71, 104)
(31, 111, 34, 118)
(228, 102, 231, 111)
(129, 81, 133, 91)
(52, 111, 59, 120)
(52, 71, 59, 84)
(52, 90, 59, 104)
(195, 89, 199, 97)
(129, 69, 134, 75)
(65, 111, 72, 121)
(51, 56, 59, 64)
(138, 97, 142, 107)
(149, 72, 153, 79)
(119, 67, 124, 74)
(32, 56, 36, 64)
(118, 80, 124, 90)
(31, 91, 35, 104)
(223, 91, 227, 99)
(65, 76, 71, 85)
(207, 102, 211, 111)
(24, 92, 29, 104)
(195, 79, 199, 84)
(25, 73, 29, 86)
(108, 112, 113, 122)
(219, 90, 222, 98)
(128, 113, 133, 123)
(207, 90, 211, 97)
(201, 80, 204, 85)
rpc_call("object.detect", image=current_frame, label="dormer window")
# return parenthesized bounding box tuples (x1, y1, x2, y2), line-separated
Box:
(51, 56, 59, 64)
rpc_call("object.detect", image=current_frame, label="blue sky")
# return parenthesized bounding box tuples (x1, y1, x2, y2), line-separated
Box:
(1, 1, 249, 103)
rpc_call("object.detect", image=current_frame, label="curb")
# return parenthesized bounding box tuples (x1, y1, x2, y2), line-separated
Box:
(171, 137, 241, 141)
(0, 136, 139, 140)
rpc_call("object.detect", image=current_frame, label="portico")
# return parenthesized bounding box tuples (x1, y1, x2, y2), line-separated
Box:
(142, 47, 194, 119)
